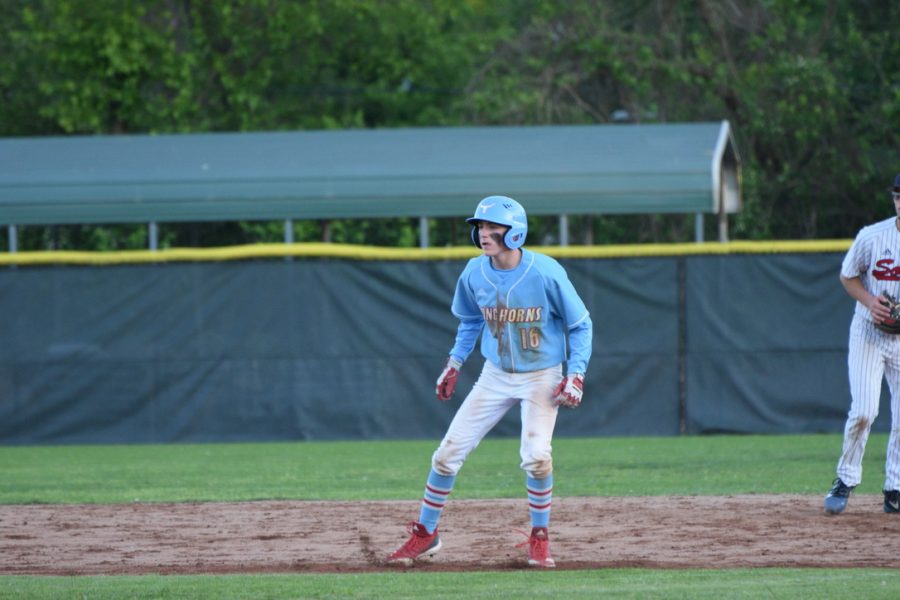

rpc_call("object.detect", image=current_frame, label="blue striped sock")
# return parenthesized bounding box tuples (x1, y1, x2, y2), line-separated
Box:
(418, 469, 455, 534)
(527, 474, 553, 529)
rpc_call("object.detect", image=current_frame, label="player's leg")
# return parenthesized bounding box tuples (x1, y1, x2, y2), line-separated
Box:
(517, 365, 561, 567)
(836, 323, 884, 486)
(882, 343, 900, 512)
(518, 366, 560, 525)
(430, 360, 518, 481)
(389, 361, 516, 564)
(827, 320, 884, 514)
(420, 362, 516, 526)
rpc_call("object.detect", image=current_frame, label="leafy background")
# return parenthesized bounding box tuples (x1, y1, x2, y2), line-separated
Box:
(1, 0, 898, 250)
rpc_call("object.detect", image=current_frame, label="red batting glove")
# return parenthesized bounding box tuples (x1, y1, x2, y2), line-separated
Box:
(552, 374, 584, 408)
(435, 357, 463, 401)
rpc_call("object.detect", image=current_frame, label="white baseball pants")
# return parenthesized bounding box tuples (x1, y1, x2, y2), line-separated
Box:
(838, 316, 900, 490)
(431, 361, 562, 479)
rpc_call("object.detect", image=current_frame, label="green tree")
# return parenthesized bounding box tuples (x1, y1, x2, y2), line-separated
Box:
(1, 0, 898, 249)
(1, 0, 505, 249)
(461, 0, 900, 241)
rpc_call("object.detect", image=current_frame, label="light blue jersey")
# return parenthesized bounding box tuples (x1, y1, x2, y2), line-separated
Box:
(448, 249, 592, 374)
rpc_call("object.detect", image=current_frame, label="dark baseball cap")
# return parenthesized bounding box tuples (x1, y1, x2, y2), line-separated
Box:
(894, 174, 900, 193)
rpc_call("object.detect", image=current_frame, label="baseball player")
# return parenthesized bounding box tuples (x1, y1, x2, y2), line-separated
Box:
(387, 195, 592, 568)
(824, 173, 900, 515)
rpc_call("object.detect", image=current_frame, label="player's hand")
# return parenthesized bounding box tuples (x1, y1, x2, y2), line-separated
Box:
(869, 292, 897, 323)
(435, 357, 463, 401)
(869, 293, 892, 322)
(552, 374, 584, 408)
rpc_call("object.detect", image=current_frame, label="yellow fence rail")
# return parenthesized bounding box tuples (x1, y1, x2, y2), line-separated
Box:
(0, 239, 853, 267)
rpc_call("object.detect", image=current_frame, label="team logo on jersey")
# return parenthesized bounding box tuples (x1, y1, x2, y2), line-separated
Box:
(873, 258, 900, 281)
(480, 306, 543, 323)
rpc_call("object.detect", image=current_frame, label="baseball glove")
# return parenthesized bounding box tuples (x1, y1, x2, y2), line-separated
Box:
(876, 291, 900, 334)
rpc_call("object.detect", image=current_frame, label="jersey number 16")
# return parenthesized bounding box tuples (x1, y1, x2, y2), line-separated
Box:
(518, 327, 541, 350)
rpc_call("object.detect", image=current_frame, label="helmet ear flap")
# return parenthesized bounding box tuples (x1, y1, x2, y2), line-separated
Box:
(504, 230, 524, 249)
(470, 226, 482, 248)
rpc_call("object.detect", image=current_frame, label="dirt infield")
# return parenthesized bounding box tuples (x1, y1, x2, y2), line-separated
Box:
(3, 495, 900, 575)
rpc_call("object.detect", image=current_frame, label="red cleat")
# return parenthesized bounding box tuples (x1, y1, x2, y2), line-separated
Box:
(520, 527, 556, 568)
(387, 521, 442, 565)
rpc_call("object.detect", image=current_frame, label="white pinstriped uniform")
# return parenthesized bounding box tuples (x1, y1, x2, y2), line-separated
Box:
(837, 216, 900, 491)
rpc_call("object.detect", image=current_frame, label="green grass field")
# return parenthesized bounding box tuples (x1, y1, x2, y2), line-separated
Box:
(2, 433, 898, 599)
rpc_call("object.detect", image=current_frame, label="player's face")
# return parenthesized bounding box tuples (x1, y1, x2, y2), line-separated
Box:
(894, 191, 900, 217)
(477, 221, 510, 255)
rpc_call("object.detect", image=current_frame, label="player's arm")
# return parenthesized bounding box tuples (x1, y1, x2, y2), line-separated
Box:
(543, 262, 592, 374)
(565, 313, 592, 375)
(436, 317, 482, 402)
(841, 274, 892, 323)
(551, 314, 592, 409)
(447, 265, 484, 364)
(543, 263, 592, 408)
(436, 265, 484, 401)
(448, 317, 483, 364)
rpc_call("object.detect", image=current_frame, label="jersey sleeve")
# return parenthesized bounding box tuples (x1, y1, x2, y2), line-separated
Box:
(448, 261, 484, 363)
(545, 260, 592, 375)
(566, 313, 592, 375)
(841, 229, 870, 279)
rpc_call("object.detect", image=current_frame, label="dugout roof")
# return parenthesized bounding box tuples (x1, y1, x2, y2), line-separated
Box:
(0, 121, 740, 226)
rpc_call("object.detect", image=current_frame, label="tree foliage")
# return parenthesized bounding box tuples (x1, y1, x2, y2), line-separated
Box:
(1, 0, 898, 250)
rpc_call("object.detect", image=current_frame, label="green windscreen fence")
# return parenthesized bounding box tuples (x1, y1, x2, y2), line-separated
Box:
(0, 245, 877, 444)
